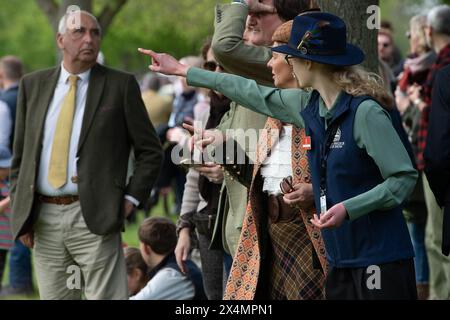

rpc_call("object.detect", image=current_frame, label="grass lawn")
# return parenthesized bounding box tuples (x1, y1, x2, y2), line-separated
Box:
(0, 193, 176, 300)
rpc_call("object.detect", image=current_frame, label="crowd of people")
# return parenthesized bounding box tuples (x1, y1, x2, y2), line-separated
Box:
(0, 0, 449, 300)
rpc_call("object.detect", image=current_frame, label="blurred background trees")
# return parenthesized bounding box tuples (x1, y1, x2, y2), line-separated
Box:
(0, 0, 449, 74)
(0, 0, 228, 73)
(316, 0, 379, 72)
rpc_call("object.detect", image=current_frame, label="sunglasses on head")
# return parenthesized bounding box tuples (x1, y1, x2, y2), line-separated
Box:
(203, 61, 223, 72)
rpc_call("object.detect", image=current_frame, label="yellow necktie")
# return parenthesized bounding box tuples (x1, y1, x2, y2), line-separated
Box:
(48, 75, 79, 189)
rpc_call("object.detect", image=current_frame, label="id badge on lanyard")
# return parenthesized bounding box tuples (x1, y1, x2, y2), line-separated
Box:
(320, 190, 327, 215)
(319, 121, 340, 216)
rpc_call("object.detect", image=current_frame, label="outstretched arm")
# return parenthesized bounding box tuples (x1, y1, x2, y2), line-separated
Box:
(138, 49, 310, 128)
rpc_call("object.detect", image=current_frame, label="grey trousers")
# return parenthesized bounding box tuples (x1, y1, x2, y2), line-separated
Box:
(197, 232, 226, 300)
(33, 201, 128, 300)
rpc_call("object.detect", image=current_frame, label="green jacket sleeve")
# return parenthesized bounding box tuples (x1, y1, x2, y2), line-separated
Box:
(211, 3, 274, 86)
(343, 101, 418, 220)
(187, 67, 309, 128)
(216, 101, 236, 131)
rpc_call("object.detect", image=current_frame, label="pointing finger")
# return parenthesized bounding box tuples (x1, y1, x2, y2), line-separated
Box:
(138, 48, 157, 58)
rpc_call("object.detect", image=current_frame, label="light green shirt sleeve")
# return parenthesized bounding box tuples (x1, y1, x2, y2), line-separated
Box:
(343, 100, 418, 220)
(187, 67, 310, 128)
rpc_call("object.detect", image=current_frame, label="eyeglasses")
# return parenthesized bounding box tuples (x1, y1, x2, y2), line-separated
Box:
(285, 55, 294, 66)
(203, 61, 223, 72)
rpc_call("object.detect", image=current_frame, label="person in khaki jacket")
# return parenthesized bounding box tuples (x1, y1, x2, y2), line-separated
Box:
(206, 0, 313, 260)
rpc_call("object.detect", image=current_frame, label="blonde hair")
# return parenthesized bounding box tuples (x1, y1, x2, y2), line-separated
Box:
(330, 65, 394, 109)
(410, 14, 430, 55)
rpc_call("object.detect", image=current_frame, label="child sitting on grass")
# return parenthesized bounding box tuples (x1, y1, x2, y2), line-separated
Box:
(129, 217, 206, 300)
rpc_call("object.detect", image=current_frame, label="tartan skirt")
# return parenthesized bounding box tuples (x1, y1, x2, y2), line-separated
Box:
(268, 215, 325, 300)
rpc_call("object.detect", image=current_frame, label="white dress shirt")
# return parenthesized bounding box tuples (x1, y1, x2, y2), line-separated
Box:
(37, 64, 90, 196)
(260, 125, 293, 196)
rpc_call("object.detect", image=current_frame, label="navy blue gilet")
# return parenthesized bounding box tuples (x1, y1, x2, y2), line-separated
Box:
(300, 91, 414, 268)
(151, 253, 207, 300)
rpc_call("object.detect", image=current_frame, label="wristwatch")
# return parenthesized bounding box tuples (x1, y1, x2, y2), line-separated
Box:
(232, 0, 247, 5)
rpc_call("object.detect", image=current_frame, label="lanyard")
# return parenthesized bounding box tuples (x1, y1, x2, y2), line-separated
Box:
(319, 118, 342, 213)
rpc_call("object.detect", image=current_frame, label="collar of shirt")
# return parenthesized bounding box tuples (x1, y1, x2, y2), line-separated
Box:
(319, 90, 345, 124)
(59, 63, 91, 85)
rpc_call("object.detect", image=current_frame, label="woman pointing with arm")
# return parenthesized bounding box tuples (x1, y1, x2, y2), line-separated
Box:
(139, 12, 418, 300)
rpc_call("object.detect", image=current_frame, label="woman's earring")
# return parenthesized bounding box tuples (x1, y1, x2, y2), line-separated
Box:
(292, 72, 297, 79)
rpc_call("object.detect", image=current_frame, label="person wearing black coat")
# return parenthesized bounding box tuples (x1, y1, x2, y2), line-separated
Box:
(424, 64, 450, 257)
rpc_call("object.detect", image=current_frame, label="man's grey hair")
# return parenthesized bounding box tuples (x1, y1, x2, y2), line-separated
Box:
(427, 5, 450, 36)
(58, 9, 101, 35)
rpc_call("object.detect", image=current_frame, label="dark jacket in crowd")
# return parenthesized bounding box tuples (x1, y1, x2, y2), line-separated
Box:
(424, 64, 450, 256)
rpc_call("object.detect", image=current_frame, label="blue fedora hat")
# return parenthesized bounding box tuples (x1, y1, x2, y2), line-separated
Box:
(272, 12, 365, 66)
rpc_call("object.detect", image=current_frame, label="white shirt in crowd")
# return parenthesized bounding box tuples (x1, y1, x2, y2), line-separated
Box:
(0, 101, 12, 150)
(129, 268, 195, 300)
(260, 125, 294, 195)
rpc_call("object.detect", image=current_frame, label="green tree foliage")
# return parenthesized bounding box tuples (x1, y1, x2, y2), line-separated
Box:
(380, 0, 449, 56)
(101, 0, 227, 73)
(1, 0, 449, 74)
(0, 0, 227, 73)
(0, 0, 55, 72)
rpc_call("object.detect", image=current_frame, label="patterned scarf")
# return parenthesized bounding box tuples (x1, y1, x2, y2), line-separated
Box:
(224, 118, 328, 300)
(398, 51, 436, 92)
